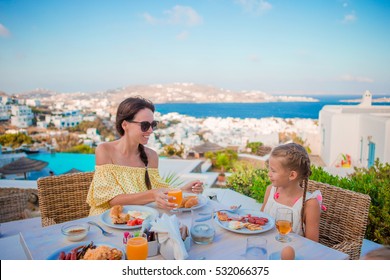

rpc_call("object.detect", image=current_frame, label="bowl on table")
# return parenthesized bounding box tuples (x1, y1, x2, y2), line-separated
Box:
(61, 222, 90, 242)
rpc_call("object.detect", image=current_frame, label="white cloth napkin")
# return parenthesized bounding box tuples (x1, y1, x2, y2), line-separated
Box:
(150, 213, 188, 260)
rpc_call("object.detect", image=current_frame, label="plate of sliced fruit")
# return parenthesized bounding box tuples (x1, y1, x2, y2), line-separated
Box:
(214, 208, 275, 234)
(100, 205, 159, 230)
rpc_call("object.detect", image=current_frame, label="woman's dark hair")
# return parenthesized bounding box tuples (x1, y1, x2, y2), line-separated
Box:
(116, 96, 155, 136)
(115, 96, 155, 190)
(270, 143, 312, 235)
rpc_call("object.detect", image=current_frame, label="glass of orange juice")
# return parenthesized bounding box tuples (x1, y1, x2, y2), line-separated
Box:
(126, 233, 148, 260)
(275, 208, 293, 243)
(168, 189, 183, 209)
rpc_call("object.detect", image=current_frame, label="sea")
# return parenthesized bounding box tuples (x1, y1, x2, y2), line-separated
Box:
(155, 95, 390, 119)
(26, 94, 389, 178)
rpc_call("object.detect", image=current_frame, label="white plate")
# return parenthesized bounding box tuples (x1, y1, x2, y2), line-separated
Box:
(176, 193, 208, 212)
(46, 241, 124, 260)
(214, 209, 275, 234)
(100, 205, 160, 230)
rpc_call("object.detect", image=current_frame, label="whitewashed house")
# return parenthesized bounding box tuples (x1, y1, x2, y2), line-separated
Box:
(1, 96, 17, 104)
(26, 99, 41, 107)
(83, 115, 97, 122)
(51, 110, 83, 129)
(319, 91, 390, 168)
(0, 97, 17, 121)
(10, 105, 34, 128)
(0, 104, 10, 121)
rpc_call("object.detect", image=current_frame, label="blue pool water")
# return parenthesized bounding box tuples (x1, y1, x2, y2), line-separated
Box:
(27, 153, 96, 179)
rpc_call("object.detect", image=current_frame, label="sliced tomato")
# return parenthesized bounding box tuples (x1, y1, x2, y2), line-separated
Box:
(127, 218, 144, 226)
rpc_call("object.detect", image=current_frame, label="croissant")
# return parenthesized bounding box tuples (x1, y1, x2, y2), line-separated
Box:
(216, 211, 229, 221)
(110, 205, 122, 217)
(179, 196, 196, 208)
(184, 197, 198, 208)
(110, 205, 130, 224)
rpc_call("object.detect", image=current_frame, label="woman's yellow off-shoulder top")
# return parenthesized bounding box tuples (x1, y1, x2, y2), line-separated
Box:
(86, 164, 169, 216)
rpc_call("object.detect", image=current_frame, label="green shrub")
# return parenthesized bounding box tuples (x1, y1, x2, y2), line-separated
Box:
(161, 144, 184, 157)
(205, 149, 238, 171)
(310, 162, 390, 245)
(226, 162, 270, 203)
(246, 142, 263, 154)
(64, 144, 95, 154)
(0, 133, 33, 148)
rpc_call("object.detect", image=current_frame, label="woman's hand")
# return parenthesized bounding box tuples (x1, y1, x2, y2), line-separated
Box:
(152, 188, 177, 210)
(181, 180, 204, 194)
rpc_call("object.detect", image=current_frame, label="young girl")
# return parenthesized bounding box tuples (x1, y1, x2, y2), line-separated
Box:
(261, 143, 322, 242)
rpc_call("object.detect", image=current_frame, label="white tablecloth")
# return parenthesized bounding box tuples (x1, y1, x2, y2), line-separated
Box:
(0, 200, 349, 260)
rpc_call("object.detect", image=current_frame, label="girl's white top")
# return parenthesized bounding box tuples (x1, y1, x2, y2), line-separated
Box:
(263, 186, 323, 236)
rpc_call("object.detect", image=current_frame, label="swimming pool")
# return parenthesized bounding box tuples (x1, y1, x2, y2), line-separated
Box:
(23, 153, 214, 187)
(26, 153, 206, 184)
(27, 153, 95, 178)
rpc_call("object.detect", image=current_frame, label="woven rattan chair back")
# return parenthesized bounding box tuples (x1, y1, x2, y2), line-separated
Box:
(0, 188, 29, 223)
(37, 172, 94, 227)
(307, 180, 371, 260)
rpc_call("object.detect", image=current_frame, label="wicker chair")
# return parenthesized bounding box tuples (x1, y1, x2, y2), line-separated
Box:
(37, 172, 94, 227)
(307, 180, 371, 260)
(0, 188, 29, 223)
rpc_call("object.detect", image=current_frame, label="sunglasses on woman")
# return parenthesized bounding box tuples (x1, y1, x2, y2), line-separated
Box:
(127, 120, 159, 132)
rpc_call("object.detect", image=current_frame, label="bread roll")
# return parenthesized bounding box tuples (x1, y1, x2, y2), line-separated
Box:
(179, 196, 197, 208)
(110, 205, 129, 224)
(184, 197, 198, 208)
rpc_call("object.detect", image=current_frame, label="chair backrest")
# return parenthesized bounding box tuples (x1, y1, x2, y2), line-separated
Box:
(0, 188, 29, 223)
(37, 172, 94, 227)
(307, 180, 371, 260)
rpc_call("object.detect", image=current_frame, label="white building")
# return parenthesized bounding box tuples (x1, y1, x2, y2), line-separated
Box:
(319, 91, 390, 168)
(36, 120, 48, 128)
(50, 110, 83, 129)
(78, 128, 103, 147)
(26, 99, 41, 107)
(83, 115, 97, 122)
(10, 105, 34, 128)
(0, 104, 10, 121)
(1, 96, 17, 105)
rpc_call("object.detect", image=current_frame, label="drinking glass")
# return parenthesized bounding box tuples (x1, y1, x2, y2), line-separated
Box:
(168, 189, 183, 209)
(190, 204, 215, 245)
(244, 237, 268, 260)
(126, 233, 148, 260)
(275, 208, 293, 243)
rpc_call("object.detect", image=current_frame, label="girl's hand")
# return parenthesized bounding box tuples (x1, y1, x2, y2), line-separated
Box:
(181, 180, 204, 194)
(153, 188, 177, 210)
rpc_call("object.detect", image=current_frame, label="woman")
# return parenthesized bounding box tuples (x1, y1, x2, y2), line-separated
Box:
(87, 96, 204, 216)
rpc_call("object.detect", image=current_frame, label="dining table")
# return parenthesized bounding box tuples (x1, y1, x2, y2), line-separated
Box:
(0, 199, 349, 260)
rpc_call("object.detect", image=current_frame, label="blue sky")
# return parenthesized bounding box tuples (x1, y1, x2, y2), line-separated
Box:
(0, 0, 389, 95)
